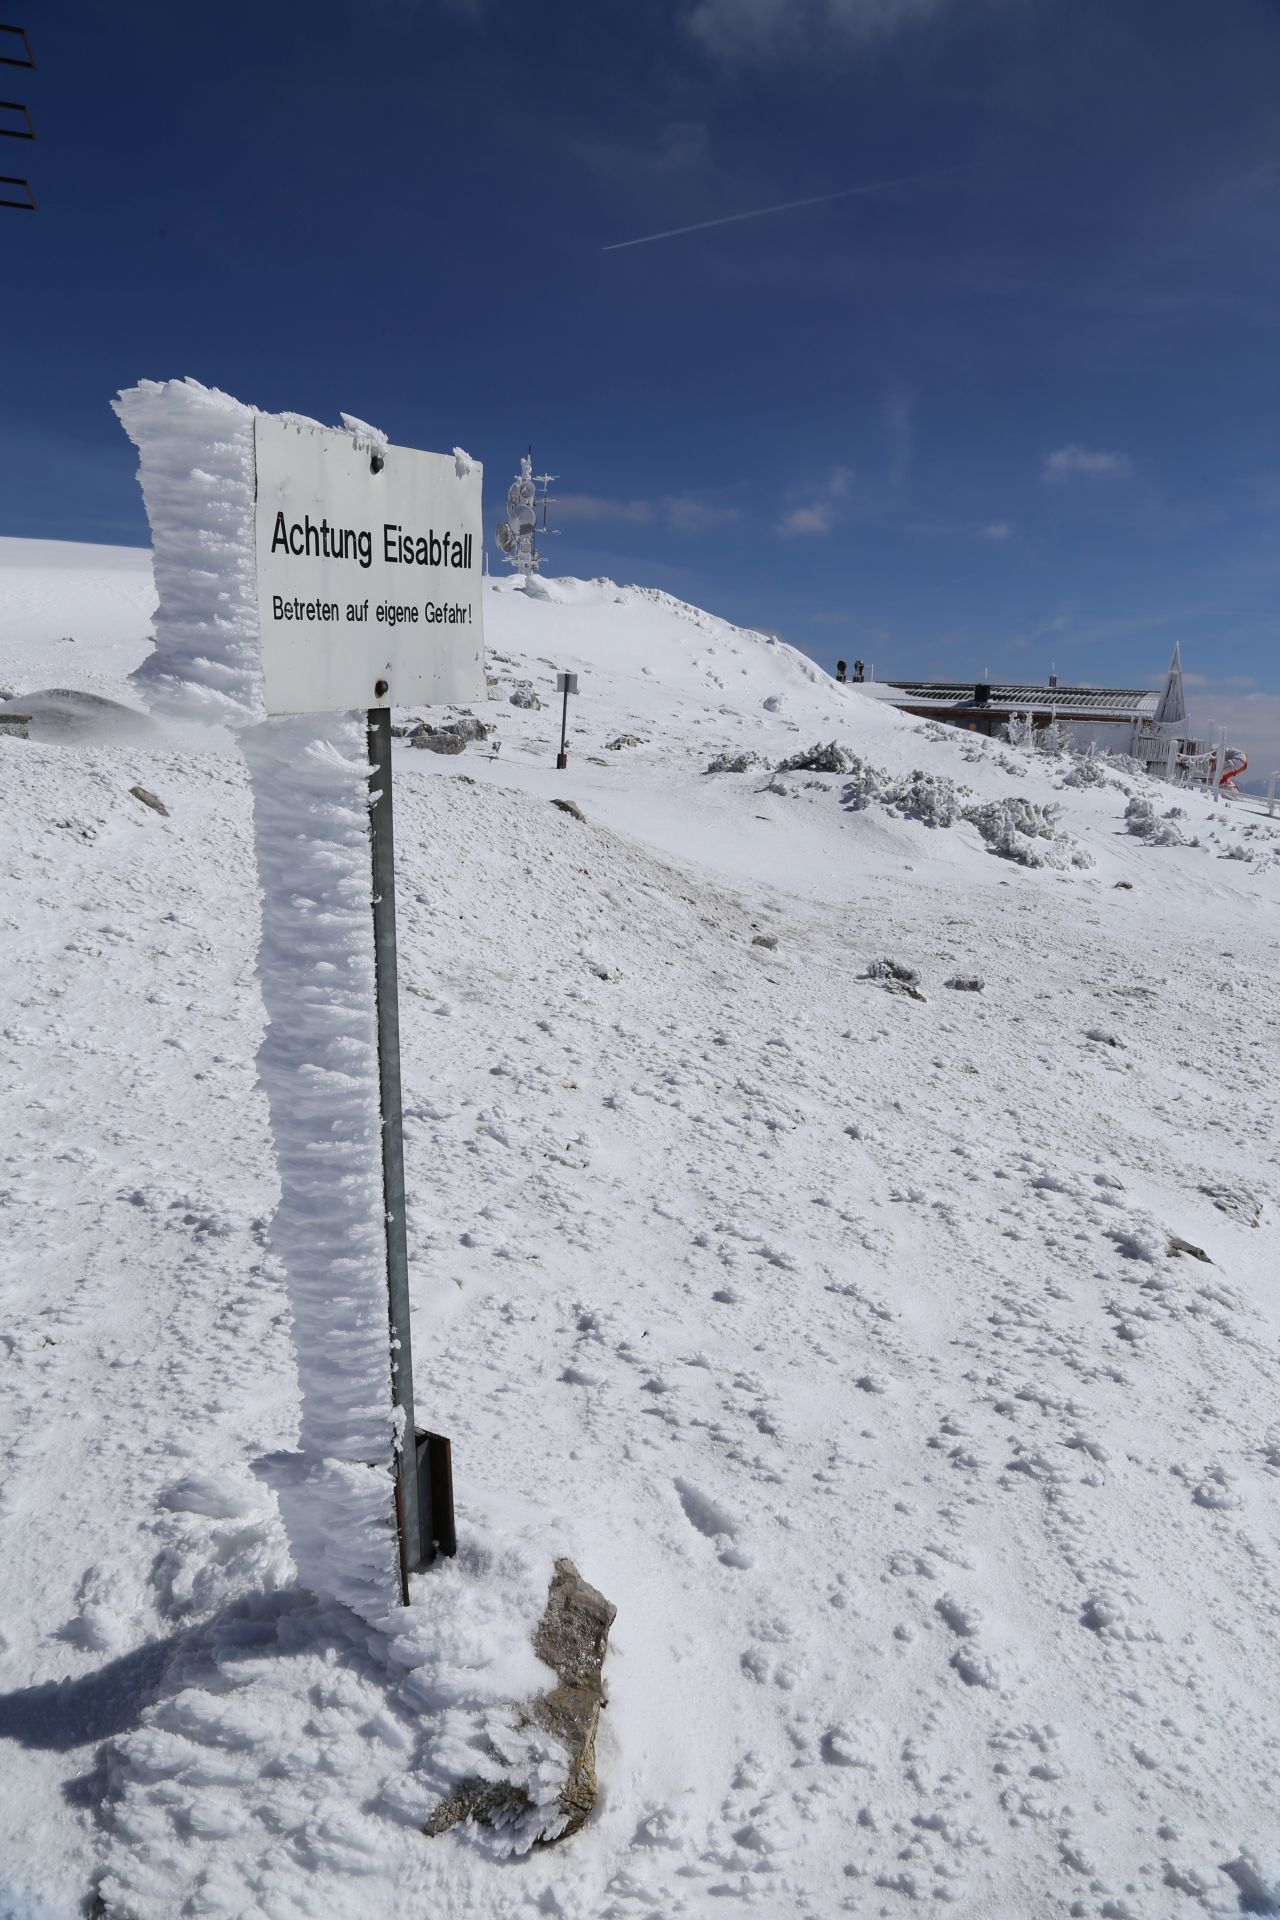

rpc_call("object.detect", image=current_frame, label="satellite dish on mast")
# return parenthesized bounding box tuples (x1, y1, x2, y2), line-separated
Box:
(496, 521, 516, 554)
(507, 488, 536, 531)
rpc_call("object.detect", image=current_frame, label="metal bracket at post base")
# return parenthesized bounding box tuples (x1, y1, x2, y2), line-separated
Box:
(415, 1430, 457, 1563)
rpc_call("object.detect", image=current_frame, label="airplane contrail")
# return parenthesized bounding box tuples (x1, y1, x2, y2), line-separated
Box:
(601, 170, 943, 253)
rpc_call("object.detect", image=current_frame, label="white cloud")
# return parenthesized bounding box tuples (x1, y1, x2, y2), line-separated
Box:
(979, 519, 1011, 541)
(686, 0, 957, 61)
(775, 466, 853, 537)
(1043, 445, 1132, 482)
(554, 492, 740, 533)
(777, 501, 838, 536)
(555, 494, 654, 526)
(660, 495, 742, 532)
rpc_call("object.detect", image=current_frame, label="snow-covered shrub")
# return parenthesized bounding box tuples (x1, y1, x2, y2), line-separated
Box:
(777, 740, 863, 775)
(1124, 796, 1186, 846)
(825, 754, 966, 823)
(1061, 756, 1110, 789)
(706, 748, 766, 774)
(834, 756, 892, 806)
(772, 749, 1085, 862)
(889, 769, 966, 828)
(965, 796, 1093, 868)
(1037, 719, 1075, 758)
(1000, 713, 1077, 756)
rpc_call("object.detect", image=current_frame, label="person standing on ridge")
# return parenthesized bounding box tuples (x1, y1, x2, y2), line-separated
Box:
(853, 659, 865, 683)
(836, 659, 847, 683)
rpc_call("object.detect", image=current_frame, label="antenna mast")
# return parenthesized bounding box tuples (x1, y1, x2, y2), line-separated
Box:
(495, 448, 557, 580)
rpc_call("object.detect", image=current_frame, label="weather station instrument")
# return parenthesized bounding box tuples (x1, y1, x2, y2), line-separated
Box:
(495, 450, 557, 579)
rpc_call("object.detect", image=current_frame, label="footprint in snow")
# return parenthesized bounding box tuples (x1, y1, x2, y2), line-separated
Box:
(674, 1477, 751, 1567)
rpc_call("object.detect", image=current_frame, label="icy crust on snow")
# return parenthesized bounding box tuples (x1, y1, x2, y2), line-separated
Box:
(241, 714, 403, 1619)
(112, 378, 264, 724)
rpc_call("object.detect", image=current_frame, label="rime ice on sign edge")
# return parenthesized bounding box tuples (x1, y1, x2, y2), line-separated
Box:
(115, 377, 403, 1618)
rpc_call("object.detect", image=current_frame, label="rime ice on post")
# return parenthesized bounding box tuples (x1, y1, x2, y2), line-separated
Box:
(114, 377, 407, 1618)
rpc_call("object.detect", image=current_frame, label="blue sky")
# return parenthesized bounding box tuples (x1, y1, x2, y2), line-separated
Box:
(5, 0, 1279, 773)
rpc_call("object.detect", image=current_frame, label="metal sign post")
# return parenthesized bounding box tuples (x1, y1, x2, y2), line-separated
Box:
(249, 414, 483, 1601)
(556, 671, 577, 770)
(369, 707, 459, 1594)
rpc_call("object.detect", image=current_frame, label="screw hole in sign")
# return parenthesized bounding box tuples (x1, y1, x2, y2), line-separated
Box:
(375, 679, 389, 700)
(370, 454, 385, 475)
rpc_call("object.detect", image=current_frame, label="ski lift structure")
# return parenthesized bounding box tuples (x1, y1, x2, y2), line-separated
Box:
(495, 449, 557, 579)
(1, 22, 36, 211)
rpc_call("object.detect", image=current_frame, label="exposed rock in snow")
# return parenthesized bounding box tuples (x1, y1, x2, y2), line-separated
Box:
(863, 956, 926, 1000)
(128, 784, 168, 816)
(1201, 1183, 1262, 1227)
(425, 1557, 615, 1850)
(411, 712, 491, 753)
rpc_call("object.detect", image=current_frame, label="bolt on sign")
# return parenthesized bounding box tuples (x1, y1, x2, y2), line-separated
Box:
(254, 414, 486, 716)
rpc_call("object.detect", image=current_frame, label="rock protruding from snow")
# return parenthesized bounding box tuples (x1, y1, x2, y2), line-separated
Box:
(863, 957, 926, 1001)
(128, 784, 169, 817)
(425, 1557, 615, 1849)
(1201, 1184, 1262, 1227)
(410, 712, 491, 754)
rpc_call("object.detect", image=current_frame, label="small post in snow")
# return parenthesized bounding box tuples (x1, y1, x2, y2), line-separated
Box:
(1268, 770, 1278, 817)
(556, 670, 577, 771)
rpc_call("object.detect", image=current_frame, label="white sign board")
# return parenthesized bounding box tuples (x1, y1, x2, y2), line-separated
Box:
(254, 414, 486, 715)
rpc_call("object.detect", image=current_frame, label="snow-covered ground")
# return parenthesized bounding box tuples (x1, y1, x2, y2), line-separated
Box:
(2, 537, 1279, 1919)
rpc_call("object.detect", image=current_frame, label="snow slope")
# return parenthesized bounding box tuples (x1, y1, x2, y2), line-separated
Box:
(2, 540, 1280, 1919)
